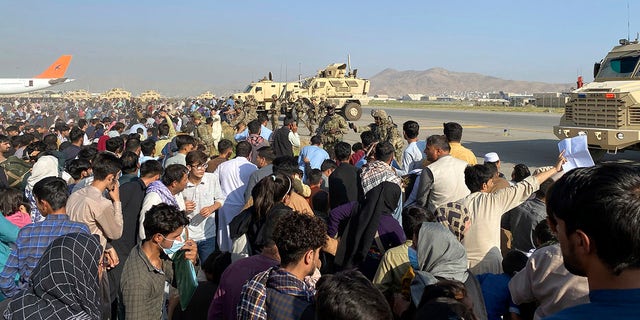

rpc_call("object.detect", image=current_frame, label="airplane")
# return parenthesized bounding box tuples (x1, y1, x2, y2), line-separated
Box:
(0, 55, 74, 95)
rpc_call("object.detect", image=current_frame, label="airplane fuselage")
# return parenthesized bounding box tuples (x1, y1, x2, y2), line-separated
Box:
(0, 78, 74, 95)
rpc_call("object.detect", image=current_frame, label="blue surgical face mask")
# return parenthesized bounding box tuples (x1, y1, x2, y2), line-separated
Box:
(408, 246, 419, 270)
(160, 230, 185, 257)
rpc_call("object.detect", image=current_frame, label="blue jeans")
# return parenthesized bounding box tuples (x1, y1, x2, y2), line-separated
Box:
(196, 237, 217, 263)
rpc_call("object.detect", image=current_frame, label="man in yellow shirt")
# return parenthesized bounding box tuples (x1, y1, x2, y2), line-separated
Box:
(443, 122, 477, 165)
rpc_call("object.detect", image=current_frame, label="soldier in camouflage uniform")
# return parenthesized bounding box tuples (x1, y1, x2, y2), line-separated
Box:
(317, 104, 349, 157)
(244, 95, 259, 124)
(307, 97, 320, 136)
(193, 112, 216, 156)
(230, 103, 247, 129)
(294, 97, 316, 136)
(350, 109, 405, 163)
(270, 94, 281, 129)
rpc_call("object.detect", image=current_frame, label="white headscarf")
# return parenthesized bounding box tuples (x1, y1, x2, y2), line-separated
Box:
(26, 155, 59, 190)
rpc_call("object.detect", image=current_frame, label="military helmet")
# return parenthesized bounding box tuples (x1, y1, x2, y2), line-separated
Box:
(371, 109, 388, 119)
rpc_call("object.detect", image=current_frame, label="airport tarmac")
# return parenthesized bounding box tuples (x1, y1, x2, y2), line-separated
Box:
(329, 106, 640, 176)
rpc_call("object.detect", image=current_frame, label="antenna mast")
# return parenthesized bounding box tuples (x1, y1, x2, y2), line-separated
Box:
(628, 1, 631, 41)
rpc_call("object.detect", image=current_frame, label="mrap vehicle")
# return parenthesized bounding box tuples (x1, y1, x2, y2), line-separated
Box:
(554, 39, 640, 159)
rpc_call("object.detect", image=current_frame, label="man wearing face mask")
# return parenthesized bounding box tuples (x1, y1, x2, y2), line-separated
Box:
(120, 203, 198, 320)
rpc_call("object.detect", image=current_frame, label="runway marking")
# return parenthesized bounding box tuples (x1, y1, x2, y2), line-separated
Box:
(420, 124, 548, 133)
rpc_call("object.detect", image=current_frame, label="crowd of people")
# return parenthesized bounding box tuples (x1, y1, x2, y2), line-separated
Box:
(0, 96, 637, 320)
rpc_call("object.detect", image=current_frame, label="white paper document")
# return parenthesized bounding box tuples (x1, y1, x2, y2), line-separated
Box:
(558, 135, 595, 171)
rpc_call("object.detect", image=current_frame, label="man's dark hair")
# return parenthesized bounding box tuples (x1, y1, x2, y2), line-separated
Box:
(77, 146, 98, 162)
(143, 203, 189, 240)
(140, 160, 163, 178)
(308, 169, 323, 186)
(310, 135, 322, 145)
(112, 122, 125, 132)
(464, 164, 494, 193)
(272, 156, 299, 177)
(321, 159, 337, 172)
(403, 120, 420, 139)
(42, 134, 58, 151)
(443, 122, 463, 142)
(106, 136, 124, 153)
(533, 220, 556, 247)
(186, 150, 208, 166)
(415, 297, 477, 320)
(535, 179, 554, 199)
(0, 134, 9, 144)
(66, 159, 92, 180)
(140, 139, 156, 156)
(360, 131, 377, 148)
(315, 270, 392, 320)
(120, 151, 139, 175)
(218, 139, 233, 153)
(175, 135, 196, 150)
(77, 118, 88, 129)
(161, 164, 188, 187)
(374, 141, 394, 163)
(402, 206, 434, 240)
(426, 134, 451, 152)
(235, 140, 251, 158)
(352, 142, 363, 152)
(502, 250, 528, 277)
(283, 117, 295, 126)
(158, 123, 170, 136)
(512, 163, 530, 183)
(258, 114, 269, 124)
(92, 152, 122, 180)
(247, 119, 261, 134)
(125, 137, 141, 153)
(334, 142, 351, 161)
(257, 146, 276, 163)
(272, 212, 327, 267)
(547, 163, 640, 275)
(69, 127, 84, 143)
(4, 126, 18, 135)
(32, 177, 69, 211)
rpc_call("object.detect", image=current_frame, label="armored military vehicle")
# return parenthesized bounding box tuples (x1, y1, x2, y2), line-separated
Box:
(232, 63, 370, 121)
(554, 39, 640, 159)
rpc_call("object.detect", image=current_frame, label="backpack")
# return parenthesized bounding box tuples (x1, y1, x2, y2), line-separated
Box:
(0, 156, 32, 188)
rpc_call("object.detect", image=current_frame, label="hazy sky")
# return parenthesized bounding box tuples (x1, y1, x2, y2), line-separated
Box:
(0, 1, 635, 96)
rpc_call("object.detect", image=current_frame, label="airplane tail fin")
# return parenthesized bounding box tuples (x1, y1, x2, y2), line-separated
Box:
(34, 55, 73, 79)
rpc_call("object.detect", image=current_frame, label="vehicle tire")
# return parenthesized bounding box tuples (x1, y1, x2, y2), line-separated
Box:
(343, 102, 362, 121)
(588, 148, 606, 162)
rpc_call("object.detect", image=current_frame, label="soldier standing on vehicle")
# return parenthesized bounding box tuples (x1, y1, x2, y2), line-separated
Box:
(318, 104, 349, 157)
(350, 109, 405, 163)
(270, 94, 281, 130)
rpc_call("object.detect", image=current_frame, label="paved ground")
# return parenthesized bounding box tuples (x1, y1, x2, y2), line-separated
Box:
(309, 106, 640, 175)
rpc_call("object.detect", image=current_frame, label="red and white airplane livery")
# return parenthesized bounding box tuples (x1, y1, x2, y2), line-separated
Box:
(0, 55, 74, 95)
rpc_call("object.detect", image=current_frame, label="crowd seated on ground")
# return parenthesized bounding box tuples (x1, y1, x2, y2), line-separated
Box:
(0, 96, 636, 320)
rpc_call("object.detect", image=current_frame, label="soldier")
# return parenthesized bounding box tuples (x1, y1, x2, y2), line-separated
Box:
(350, 109, 405, 163)
(270, 94, 281, 129)
(193, 112, 216, 156)
(295, 98, 315, 136)
(230, 103, 247, 130)
(244, 95, 259, 124)
(318, 104, 349, 157)
(307, 97, 319, 135)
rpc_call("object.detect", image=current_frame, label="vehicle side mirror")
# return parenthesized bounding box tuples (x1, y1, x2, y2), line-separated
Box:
(593, 62, 601, 78)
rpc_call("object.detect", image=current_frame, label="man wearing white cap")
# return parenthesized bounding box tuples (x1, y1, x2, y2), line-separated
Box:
(484, 152, 510, 192)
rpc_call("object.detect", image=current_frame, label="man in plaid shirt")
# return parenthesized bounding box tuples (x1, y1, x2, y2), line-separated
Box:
(237, 212, 326, 320)
(0, 177, 90, 298)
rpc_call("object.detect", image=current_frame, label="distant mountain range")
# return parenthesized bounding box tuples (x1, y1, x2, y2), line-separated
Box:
(368, 67, 573, 97)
